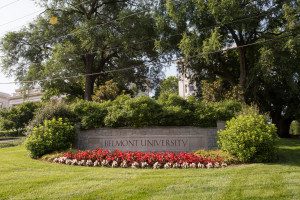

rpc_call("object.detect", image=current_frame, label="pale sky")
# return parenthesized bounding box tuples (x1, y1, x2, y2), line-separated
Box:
(0, 0, 177, 94)
(0, 0, 41, 94)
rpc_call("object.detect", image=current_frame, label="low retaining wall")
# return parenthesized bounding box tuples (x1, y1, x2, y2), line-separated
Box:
(76, 121, 225, 152)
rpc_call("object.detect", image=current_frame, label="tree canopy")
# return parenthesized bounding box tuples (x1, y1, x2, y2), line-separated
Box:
(1, 0, 300, 137)
(1, 0, 163, 100)
(157, 0, 300, 137)
(155, 76, 179, 97)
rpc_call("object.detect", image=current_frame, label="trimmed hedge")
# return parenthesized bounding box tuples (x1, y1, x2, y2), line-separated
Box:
(25, 94, 242, 131)
(0, 129, 25, 137)
(0, 102, 40, 131)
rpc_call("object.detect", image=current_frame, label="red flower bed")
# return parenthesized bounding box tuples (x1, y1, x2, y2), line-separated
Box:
(53, 149, 227, 169)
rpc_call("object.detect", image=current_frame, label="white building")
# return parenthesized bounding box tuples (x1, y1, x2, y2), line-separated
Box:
(0, 88, 43, 108)
(178, 68, 197, 99)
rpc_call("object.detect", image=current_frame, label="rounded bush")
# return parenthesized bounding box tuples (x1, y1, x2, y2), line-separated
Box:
(218, 114, 278, 163)
(25, 118, 75, 158)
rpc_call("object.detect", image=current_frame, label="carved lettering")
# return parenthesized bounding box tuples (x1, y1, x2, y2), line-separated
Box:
(103, 139, 189, 148)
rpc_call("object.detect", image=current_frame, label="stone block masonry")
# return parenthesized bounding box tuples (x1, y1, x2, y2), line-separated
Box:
(76, 122, 225, 152)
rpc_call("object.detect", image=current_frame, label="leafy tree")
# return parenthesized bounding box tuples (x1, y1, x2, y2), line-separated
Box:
(247, 36, 300, 137)
(92, 80, 120, 102)
(157, 0, 300, 137)
(158, 0, 290, 90)
(1, 0, 162, 100)
(155, 76, 178, 97)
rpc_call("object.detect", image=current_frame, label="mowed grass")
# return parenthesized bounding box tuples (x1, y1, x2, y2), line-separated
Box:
(0, 139, 299, 200)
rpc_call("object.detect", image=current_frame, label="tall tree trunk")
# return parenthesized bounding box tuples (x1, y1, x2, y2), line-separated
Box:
(84, 74, 96, 101)
(270, 111, 292, 138)
(238, 47, 247, 90)
(84, 54, 95, 101)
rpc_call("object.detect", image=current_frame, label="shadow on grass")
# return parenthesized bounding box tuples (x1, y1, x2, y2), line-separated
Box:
(271, 138, 300, 167)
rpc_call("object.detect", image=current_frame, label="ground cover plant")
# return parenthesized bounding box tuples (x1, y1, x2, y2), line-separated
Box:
(0, 139, 298, 199)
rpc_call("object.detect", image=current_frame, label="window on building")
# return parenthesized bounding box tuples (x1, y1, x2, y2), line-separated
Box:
(189, 85, 194, 92)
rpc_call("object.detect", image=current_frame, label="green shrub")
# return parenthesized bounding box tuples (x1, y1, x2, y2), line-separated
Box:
(28, 101, 78, 132)
(0, 102, 40, 131)
(158, 93, 195, 126)
(70, 100, 109, 130)
(194, 102, 217, 127)
(159, 106, 193, 126)
(25, 118, 75, 158)
(218, 113, 278, 163)
(212, 100, 242, 121)
(0, 118, 15, 131)
(0, 129, 25, 137)
(158, 93, 194, 110)
(194, 100, 242, 127)
(290, 120, 300, 135)
(104, 95, 162, 127)
(103, 95, 131, 127)
(0, 137, 25, 149)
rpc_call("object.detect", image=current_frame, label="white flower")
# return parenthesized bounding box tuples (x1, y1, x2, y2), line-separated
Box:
(172, 163, 181, 168)
(214, 162, 220, 168)
(58, 157, 67, 164)
(141, 162, 149, 168)
(111, 161, 118, 168)
(120, 161, 128, 168)
(101, 160, 109, 167)
(153, 162, 161, 169)
(197, 163, 205, 168)
(71, 159, 78, 165)
(86, 160, 94, 167)
(164, 162, 172, 169)
(190, 163, 197, 168)
(65, 159, 73, 165)
(181, 162, 189, 169)
(53, 158, 59, 163)
(131, 162, 139, 168)
(221, 163, 228, 168)
(93, 160, 100, 167)
(206, 162, 213, 169)
(78, 160, 86, 166)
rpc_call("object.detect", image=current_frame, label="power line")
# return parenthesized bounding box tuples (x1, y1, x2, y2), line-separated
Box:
(0, 10, 43, 28)
(0, 33, 296, 85)
(0, 0, 102, 28)
(1, 1, 276, 44)
(0, 0, 21, 10)
(68, 9, 279, 57)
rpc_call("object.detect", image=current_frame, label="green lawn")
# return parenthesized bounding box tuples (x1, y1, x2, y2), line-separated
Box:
(0, 139, 299, 200)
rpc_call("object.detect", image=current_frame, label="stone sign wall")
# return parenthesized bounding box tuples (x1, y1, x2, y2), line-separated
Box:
(76, 122, 225, 152)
